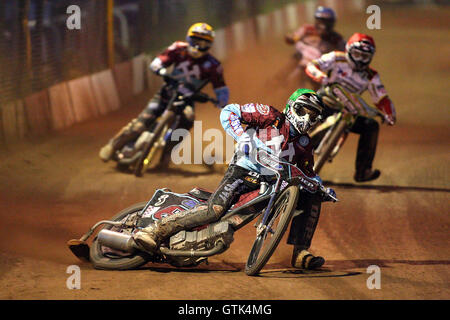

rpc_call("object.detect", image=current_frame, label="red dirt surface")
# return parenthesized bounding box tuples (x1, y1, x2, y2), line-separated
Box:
(0, 4, 449, 300)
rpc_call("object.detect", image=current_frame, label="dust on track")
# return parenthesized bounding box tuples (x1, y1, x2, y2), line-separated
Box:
(0, 4, 449, 300)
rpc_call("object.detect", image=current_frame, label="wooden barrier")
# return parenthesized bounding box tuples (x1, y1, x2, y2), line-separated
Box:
(132, 53, 147, 96)
(144, 55, 163, 95)
(90, 69, 120, 115)
(5, 54, 152, 140)
(48, 82, 75, 130)
(15, 100, 27, 139)
(68, 76, 99, 123)
(1, 101, 19, 142)
(24, 90, 51, 135)
(113, 60, 133, 105)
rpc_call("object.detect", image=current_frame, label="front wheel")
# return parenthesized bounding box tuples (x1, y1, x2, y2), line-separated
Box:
(89, 202, 151, 270)
(245, 186, 299, 276)
(313, 119, 347, 174)
(134, 117, 171, 177)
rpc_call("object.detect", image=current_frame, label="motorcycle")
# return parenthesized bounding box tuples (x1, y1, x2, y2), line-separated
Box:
(112, 75, 218, 177)
(68, 150, 337, 276)
(311, 83, 390, 174)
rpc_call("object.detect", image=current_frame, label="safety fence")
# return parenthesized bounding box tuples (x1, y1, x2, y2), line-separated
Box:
(0, 0, 315, 144)
(0, 0, 436, 144)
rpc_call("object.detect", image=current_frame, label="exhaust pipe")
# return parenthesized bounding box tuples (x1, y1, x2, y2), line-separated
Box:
(97, 230, 138, 252)
(98, 230, 227, 258)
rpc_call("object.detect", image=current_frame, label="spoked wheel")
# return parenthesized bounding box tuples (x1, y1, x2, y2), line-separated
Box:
(134, 119, 170, 177)
(245, 186, 299, 276)
(89, 202, 151, 270)
(313, 119, 347, 174)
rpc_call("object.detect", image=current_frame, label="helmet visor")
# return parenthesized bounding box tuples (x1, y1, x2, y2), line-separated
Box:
(188, 37, 212, 52)
(349, 48, 373, 62)
(294, 104, 321, 123)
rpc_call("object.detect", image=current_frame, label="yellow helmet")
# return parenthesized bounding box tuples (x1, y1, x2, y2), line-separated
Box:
(186, 23, 215, 58)
(187, 23, 215, 42)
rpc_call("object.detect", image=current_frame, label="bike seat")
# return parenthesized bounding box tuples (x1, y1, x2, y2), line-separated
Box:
(188, 187, 213, 201)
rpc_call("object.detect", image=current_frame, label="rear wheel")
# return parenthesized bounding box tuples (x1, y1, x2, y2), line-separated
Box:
(89, 202, 151, 270)
(245, 186, 299, 276)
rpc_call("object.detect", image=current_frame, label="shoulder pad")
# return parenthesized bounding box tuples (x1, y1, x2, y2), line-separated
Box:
(334, 51, 347, 61)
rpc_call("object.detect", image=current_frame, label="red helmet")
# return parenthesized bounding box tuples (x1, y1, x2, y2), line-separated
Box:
(345, 33, 376, 70)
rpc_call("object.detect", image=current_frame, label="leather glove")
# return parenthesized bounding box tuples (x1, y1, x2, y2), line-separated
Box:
(383, 114, 396, 126)
(323, 187, 337, 202)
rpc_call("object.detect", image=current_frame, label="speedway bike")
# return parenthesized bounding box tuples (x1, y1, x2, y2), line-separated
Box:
(112, 75, 217, 177)
(68, 150, 337, 276)
(311, 83, 389, 174)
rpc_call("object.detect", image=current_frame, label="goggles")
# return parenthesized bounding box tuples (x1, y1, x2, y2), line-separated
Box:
(295, 105, 321, 123)
(188, 37, 212, 52)
(349, 48, 373, 62)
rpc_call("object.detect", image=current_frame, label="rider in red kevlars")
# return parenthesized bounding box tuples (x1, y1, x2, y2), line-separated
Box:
(306, 32, 396, 182)
(134, 89, 337, 270)
(285, 6, 345, 89)
(99, 23, 229, 163)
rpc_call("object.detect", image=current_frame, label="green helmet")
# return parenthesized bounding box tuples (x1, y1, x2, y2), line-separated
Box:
(284, 88, 325, 134)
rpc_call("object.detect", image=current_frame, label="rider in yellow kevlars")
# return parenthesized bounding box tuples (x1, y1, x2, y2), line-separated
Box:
(306, 33, 396, 182)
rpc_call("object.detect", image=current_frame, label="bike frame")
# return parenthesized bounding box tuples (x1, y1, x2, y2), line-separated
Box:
(312, 83, 385, 166)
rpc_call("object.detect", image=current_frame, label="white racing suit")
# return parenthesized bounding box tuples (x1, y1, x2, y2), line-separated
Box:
(306, 51, 396, 177)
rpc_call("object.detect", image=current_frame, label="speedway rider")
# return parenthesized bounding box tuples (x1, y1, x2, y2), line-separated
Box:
(285, 6, 345, 88)
(306, 32, 396, 182)
(99, 23, 230, 163)
(134, 89, 336, 270)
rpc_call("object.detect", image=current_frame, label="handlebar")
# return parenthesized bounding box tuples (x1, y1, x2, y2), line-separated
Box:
(160, 73, 218, 105)
(255, 149, 338, 202)
(321, 83, 388, 123)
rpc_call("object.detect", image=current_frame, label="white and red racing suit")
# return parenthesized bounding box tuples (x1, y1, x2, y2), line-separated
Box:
(305, 51, 396, 176)
(305, 51, 396, 121)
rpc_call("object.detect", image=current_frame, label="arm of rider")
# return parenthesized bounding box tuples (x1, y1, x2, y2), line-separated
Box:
(376, 96, 396, 126)
(220, 104, 271, 155)
(213, 86, 230, 108)
(305, 61, 329, 85)
(368, 74, 396, 126)
(305, 51, 336, 85)
(311, 175, 336, 202)
(149, 57, 166, 75)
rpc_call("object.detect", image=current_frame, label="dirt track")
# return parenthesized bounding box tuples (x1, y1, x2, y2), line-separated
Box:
(0, 4, 449, 300)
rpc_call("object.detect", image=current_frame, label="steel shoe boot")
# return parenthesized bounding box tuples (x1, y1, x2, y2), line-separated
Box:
(354, 169, 381, 182)
(133, 225, 161, 253)
(291, 248, 325, 270)
(99, 141, 114, 162)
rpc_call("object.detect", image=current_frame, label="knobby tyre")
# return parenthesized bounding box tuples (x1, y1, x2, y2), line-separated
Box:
(134, 116, 171, 177)
(89, 202, 151, 270)
(313, 119, 347, 174)
(245, 185, 299, 276)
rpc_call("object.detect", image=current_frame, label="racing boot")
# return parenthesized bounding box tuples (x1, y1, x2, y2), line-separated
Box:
(354, 168, 381, 183)
(133, 204, 216, 253)
(291, 246, 325, 270)
(99, 118, 149, 162)
(99, 140, 115, 162)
